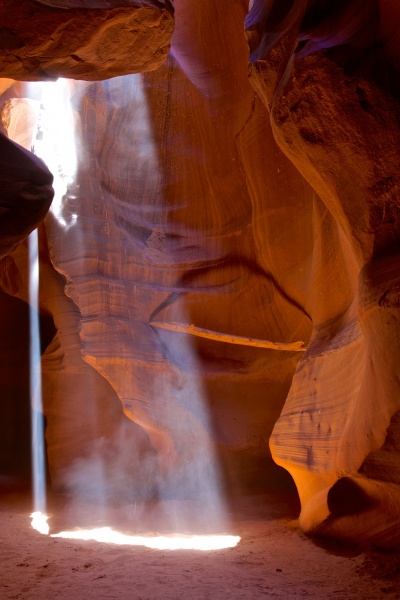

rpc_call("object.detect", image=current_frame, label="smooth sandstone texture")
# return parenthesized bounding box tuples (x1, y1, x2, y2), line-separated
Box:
(247, 0, 400, 548)
(0, 1, 314, 498)
(1, 0, 400, 551)
(0, 0, 173, 80)
(41, 55, 311, 494)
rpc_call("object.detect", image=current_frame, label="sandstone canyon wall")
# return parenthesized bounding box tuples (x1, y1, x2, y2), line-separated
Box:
(247, 0, 400, 549)
(1, 0, 400, 549)
(0, 0, 173, 80)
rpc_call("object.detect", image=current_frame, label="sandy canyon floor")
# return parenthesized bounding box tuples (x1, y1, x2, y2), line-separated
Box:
(1, 488, 400, 600)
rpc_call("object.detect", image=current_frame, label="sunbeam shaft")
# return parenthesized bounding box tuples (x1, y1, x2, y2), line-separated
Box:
(29, 229, 47, 514)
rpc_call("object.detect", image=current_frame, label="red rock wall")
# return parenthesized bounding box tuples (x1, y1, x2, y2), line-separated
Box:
(40, 10, 313, 495)
(1, 0, 400, 549)
(0, 0, 173, 80)
(248, 0, 400, 549)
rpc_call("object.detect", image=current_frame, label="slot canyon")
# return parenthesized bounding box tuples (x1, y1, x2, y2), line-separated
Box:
(1, 1, 400, 598)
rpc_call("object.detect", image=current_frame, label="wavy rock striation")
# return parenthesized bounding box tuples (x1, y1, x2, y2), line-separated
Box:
(1, 0, 400, 550)
(247, 0, 400, 549)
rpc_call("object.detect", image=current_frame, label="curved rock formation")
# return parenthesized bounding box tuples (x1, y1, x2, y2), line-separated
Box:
(1, 0, 313, 499)
(1, 0, 400, 551)
(0, 0, 173, 80)
(0, 133, 53, 257)
(41, 55, 311, 495)
(247, 0, 400, 549)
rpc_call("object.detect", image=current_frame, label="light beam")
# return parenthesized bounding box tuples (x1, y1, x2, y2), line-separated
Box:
(29, 512, 240, 551)
(31, 511, 50, 535)
(28, 229, 47, 515)
(51, 527, 240, 551)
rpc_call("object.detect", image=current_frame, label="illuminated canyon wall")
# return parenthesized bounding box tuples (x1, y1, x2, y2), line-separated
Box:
(1, 0, 400, 549)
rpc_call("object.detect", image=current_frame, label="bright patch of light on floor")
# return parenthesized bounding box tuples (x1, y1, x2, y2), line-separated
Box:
(51, 528, 240, 551)
(31, 512, 50, 536)
(30, 512, 239, 550)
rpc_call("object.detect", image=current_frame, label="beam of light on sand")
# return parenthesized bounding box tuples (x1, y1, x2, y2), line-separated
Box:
(26, 75, 232, 544)
(23, 79, 78, 519)
(29, 230, 47, 516)
(31, 512, 50, 536)
(51, 528, 240, 551)
(30, 512, 239, 550)
(4, 91, 51, 520)
(5, 80, 77, 520)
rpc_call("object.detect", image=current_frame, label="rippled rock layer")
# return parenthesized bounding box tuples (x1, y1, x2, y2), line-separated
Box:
(248, 0, 400, 549)
(1, 0, 400, 550)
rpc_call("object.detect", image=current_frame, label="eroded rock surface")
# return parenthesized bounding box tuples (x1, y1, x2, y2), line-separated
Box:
(1, 0, 400, 551)
(39, 2, 313, 496)
(0, 0, 173, 80)
(247, 0, 400, 549)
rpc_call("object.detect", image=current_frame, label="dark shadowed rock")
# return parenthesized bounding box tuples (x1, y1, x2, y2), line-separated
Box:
(0, 0, 174, 81)
(0, 133, 53, 257)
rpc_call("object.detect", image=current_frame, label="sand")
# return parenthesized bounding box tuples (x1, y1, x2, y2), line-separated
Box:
(1, 490, 399, 600)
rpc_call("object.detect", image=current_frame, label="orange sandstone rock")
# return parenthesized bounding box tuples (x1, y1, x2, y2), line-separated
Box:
(248, 0, 400, 549)
(0, 0, 173, 81)
(2, 0, 400, 552)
